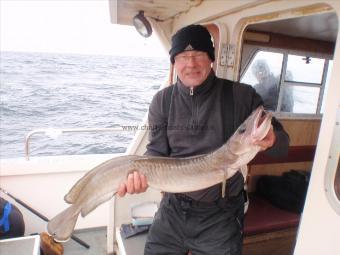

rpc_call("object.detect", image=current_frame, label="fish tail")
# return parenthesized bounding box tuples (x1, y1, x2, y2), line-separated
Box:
(47, 204, 80, 242)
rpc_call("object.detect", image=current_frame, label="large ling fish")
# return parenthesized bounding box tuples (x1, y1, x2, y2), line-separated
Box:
(47, 106, 272, 241)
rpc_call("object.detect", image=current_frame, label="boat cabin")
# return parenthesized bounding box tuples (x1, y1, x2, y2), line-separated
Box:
(1, 1, 339, 255)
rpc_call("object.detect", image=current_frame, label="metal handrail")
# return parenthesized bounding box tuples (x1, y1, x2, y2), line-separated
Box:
(24, 127, 130, 160)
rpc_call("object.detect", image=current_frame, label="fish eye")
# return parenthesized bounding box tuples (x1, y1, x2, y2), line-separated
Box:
(238, 125, 246, 134)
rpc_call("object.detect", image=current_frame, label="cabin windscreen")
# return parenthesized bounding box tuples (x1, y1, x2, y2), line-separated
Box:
(240, 50, 333, 115)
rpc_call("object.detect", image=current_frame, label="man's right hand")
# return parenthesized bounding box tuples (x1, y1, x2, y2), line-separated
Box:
(117, 171, 148, 197)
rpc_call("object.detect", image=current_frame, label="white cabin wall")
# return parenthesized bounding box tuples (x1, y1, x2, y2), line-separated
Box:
(293, 1, 340, 253)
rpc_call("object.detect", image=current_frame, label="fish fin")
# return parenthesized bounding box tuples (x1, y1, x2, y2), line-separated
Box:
(81, 191, 116, 217)
(64, 171, 97, 204)
(65, 155, 140, 204)
(47, 205, 80, 242)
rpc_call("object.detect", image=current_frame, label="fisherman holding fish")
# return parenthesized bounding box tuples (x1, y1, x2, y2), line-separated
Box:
(47, 24, 290, 254)
(117, 25, 289, 255)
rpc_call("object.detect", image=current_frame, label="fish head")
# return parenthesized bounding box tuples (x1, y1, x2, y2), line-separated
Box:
(228, 106, 272, 155)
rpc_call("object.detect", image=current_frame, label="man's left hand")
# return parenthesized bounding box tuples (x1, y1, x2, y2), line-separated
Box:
(255, 125, 276, 151)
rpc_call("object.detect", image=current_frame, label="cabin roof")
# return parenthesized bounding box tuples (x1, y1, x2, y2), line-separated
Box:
(109, 0, 338, 44)
(247, 12, 338, 43)
(109, 0, 203, 26)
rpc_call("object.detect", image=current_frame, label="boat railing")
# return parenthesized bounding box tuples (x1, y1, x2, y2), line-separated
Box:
(24, 127, 135, 160)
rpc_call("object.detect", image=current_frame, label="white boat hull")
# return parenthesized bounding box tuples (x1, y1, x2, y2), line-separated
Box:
(0, 154, 119, 235)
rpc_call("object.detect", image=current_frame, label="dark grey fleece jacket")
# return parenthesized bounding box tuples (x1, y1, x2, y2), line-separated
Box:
(146, 72, 289, 201)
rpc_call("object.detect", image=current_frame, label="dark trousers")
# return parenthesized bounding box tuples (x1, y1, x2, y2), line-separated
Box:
(144, 192, 244, 255)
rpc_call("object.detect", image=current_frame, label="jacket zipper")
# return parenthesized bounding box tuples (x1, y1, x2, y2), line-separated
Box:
(190, 87, 197, 127)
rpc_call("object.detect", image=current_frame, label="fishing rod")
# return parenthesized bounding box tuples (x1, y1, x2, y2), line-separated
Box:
(0, 187, 90, 249)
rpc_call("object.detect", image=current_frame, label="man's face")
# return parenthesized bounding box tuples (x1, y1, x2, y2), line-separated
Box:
(174, 51, 212, 87)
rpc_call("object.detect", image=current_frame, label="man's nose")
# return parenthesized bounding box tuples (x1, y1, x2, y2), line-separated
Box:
(186, 56, 198, 66)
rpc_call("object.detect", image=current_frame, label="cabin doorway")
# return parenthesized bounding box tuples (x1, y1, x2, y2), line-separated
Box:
(238, 10, 338, 255)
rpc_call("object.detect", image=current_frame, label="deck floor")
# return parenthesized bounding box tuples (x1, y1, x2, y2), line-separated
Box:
(63, 227, 107, 255)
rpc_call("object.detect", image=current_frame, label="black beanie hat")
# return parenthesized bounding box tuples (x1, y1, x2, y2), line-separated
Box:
(169, 24, 215, 64)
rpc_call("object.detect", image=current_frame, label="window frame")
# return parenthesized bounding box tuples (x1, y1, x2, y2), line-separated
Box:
(240, 47, 333, 119)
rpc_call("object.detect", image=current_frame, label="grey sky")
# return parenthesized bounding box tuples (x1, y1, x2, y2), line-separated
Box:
(0, 0, 166, 57)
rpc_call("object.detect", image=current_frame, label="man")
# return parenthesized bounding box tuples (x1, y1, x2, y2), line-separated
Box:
(252, 59, 294, 112)
(251, 59, 279, 111)
(118, 25, 289, 254)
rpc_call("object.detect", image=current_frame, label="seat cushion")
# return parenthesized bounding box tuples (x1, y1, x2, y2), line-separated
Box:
(244, 194, 300, 236)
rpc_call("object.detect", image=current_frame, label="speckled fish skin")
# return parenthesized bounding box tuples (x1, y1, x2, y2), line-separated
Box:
(47, 106, 272, 242)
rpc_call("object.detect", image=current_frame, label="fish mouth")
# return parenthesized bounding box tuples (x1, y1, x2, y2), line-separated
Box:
(257, 107, 267, 127)
(252, 106, 272, 141)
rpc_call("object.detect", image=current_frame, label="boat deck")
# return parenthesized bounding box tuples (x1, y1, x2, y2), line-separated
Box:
(63, 227, 107, 255)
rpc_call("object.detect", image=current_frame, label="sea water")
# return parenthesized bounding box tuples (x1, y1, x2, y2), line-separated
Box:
(0, 51, 168, 158)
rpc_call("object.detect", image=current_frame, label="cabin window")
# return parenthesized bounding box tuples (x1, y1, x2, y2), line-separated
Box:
(240, 51, 284, 111)
(240, 50, 332, 116)
(286, 55, 325, 84)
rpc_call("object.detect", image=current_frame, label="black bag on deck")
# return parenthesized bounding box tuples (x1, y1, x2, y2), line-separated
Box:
(256, 170, 310, 213)
(0, 197, 25, 239)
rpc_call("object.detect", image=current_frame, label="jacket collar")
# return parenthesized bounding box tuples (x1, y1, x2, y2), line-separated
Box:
(177, 70, 216, 97)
